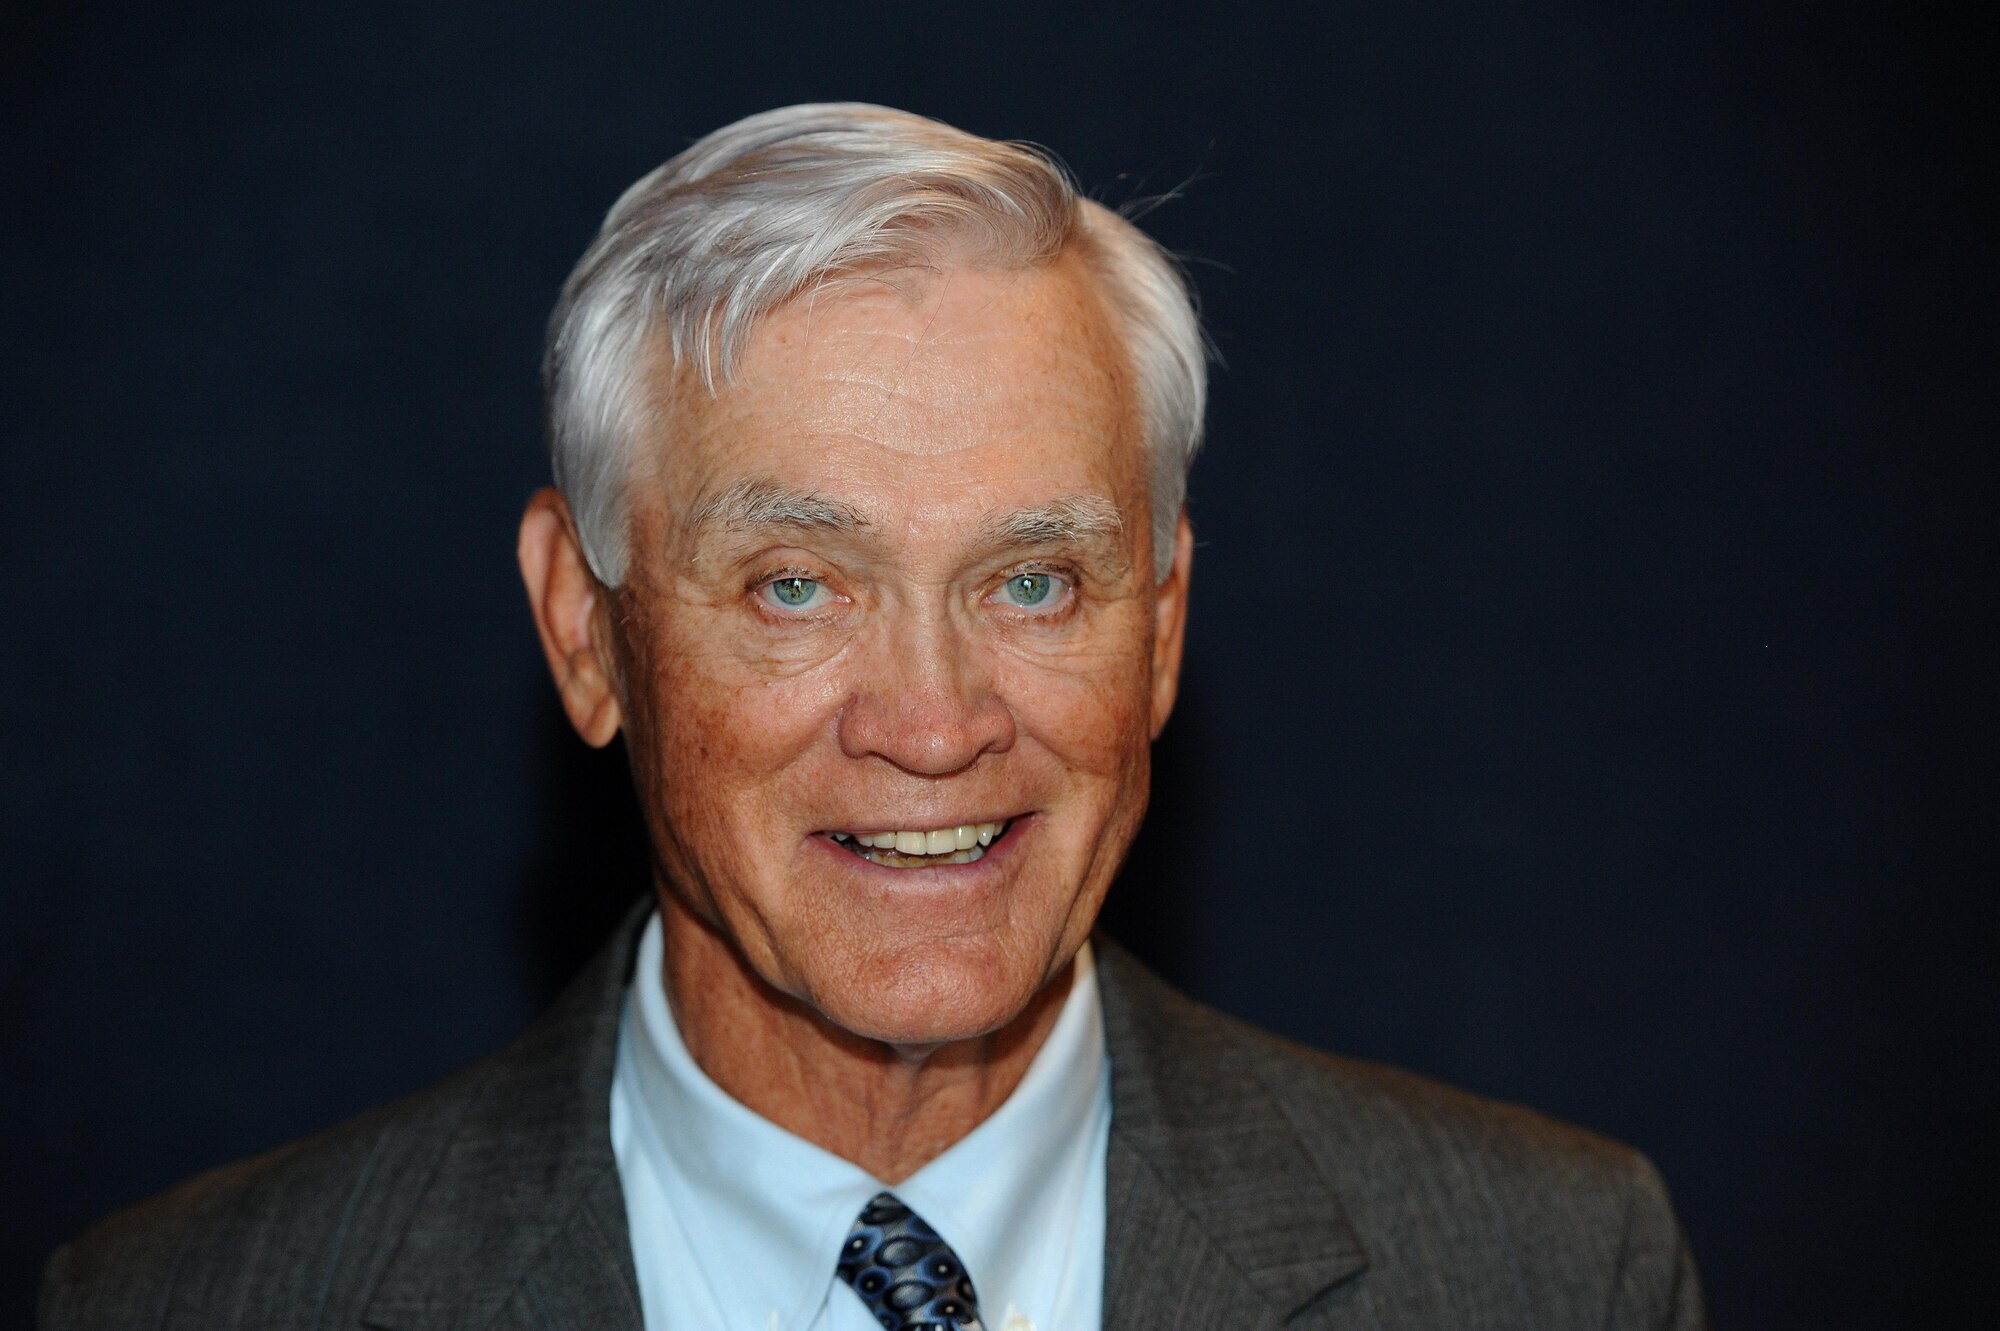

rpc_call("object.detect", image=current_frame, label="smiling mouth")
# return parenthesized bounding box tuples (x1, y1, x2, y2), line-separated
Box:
(829, 820, 1012, 868)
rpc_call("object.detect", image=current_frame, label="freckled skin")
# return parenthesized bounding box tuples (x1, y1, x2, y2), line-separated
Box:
(519, 252, 1194, 1179)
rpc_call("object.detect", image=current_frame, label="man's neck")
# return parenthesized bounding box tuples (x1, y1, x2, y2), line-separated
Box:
(655, 894, 1074, 1184)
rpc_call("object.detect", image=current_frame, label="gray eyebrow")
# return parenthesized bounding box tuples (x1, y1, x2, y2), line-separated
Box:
(980, 494, 1127, 548)
(683, 477, 870, 538)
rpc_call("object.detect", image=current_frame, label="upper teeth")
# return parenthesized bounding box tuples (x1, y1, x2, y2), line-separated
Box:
(832, 822, 1003, 855)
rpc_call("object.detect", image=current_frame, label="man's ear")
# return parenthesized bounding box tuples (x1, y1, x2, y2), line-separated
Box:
(1149, 511, 1195, 738)
(518, 488, 623, 748)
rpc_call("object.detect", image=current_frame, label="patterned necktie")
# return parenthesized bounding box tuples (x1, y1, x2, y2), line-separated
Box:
(835, 1192, 985, 1330)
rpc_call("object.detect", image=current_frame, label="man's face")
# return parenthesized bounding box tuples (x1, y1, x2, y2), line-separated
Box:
(605, 252, 1190, 1046)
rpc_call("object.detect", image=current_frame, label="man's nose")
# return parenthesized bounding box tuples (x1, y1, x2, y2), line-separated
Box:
(836, 609, 1016, 776)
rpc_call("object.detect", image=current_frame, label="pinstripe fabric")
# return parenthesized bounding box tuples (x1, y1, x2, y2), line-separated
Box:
(1092, 945, 1703, 1330)
(41, 907, 1705, 1331)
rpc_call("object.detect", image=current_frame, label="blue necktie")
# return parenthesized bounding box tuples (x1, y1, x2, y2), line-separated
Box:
(836, 1192, 985, 1330)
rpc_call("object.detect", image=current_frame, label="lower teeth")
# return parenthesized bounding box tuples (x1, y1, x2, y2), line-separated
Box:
(854, 842, 988, 869)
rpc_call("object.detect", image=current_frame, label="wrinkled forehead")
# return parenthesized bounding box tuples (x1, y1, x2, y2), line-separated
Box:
(637, 256, 1145, 514)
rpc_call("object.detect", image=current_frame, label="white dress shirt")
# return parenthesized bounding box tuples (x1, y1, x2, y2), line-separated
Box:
(610, 911, 1110, 1331)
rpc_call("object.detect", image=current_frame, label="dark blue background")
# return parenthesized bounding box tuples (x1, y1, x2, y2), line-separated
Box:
(5, 2, 1993, 1326)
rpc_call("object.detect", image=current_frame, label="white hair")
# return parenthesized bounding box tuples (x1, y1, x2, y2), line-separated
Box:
(543, 102, 1207, 585)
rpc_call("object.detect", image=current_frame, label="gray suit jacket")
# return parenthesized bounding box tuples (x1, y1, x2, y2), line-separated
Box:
(41, 917, 1705, 1330)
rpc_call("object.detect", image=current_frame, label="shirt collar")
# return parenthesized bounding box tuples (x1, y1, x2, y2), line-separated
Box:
(617, 911, 1107, 1328)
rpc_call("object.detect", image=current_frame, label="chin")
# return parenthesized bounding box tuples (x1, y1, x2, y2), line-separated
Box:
(810, 938, 1054, 1048)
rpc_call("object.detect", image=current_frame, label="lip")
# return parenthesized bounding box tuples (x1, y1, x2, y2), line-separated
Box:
(813, 812, 1028, 839)
(807, 812, 1035, 880)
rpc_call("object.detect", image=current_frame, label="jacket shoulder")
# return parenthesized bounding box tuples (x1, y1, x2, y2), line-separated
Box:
(42, 898, 647, 1331)
(1103, 940, 1655, 1199)
(1244, 1016, 1643, 1207)
(1095, 940, 1704, 1327)
(1240, 1021, 1702, 1326)
(39, 1057, 488, 1331)
(1248, 1011, 1656, 1215)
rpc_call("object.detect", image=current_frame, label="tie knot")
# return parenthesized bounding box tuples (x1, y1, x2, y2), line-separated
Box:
(836, 1192, 984, 1330)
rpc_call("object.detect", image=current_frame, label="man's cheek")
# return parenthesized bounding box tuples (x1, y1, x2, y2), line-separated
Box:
(1005, 656, 1150, 764)
(651, 657, 848, 782)
(651, 591, 860, 685)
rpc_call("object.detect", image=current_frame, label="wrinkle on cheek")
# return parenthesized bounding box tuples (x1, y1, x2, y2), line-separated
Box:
(997, 653, 1149, 779)
(628, 632, 851, 824)
(992, 606, 1155, 709)
(703, 633, 858, 684)
(999, 638, 1150, 676)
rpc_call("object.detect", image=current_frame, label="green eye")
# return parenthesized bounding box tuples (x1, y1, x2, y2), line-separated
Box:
(767, 576, 820, 608)
(1003, 573, 1055, 607)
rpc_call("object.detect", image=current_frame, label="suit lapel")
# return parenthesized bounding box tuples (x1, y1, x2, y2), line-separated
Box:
(485, 1172, 647, 1331)
(362, 900, 650, 1331)
(1096, 940, 1372, 1329)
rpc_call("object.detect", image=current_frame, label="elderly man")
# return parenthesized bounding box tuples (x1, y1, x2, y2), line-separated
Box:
(41, 105, 1704, 1330)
